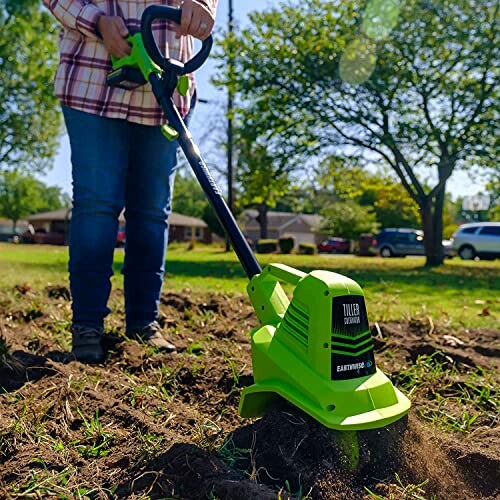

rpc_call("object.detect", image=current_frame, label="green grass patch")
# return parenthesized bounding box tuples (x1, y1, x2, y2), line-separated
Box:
(0, 243, 498, 327)
(393, 352, 498, 433)
(365, 473, 433, 500)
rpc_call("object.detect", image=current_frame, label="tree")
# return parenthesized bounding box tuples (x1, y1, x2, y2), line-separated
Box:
(274, 185, 318, 214)
(0, 170, 40, 231)
(172, 171, 225, 237)
(314, 157, 420, 228)
(321, 200, 379, 240)
(486, 174, 500, 221)
(0, 0, 61, 173)
(370, 183, 420, 229)
(36, 184, 68, 213)
(173, 172, 208, 220)
(221, 0, 498, 266)
(235, 130, 292, 239)
(0, 170, 65, 231)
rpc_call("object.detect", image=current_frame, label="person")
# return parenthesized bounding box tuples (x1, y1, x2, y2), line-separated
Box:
(43, 0, 218, 363)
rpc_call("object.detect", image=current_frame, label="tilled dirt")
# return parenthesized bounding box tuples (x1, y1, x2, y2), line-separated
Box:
(0, 286, 498, 499)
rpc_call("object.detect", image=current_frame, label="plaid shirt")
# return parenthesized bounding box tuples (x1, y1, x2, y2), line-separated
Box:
(44, 0, 217, 126)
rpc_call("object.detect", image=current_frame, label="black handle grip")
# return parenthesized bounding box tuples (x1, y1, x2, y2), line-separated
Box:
(142, 5, 213, 75)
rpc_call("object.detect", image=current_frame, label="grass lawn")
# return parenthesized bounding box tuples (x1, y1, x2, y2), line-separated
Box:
(0, 242, 498, 328)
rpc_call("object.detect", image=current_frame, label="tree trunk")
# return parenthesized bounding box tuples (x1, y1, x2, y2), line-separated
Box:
(420, 188, 445, 267)
(256, 203, 268, 239)
(12, 219, 17, 234)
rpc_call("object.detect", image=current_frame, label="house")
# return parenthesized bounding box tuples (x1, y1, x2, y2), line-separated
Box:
(26, 208, 71, 234)
(168, 212, 212, 244)
(241, 210, 328, 246)
(24, 209, 211, 244)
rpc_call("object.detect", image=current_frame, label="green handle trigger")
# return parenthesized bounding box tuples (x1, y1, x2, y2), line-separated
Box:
(111, 33, 161, 80)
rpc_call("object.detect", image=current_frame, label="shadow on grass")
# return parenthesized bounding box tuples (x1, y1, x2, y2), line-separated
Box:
(143, 257, 498, 293)
(112, 258, 248, 281)
(6, 256, 498, 294)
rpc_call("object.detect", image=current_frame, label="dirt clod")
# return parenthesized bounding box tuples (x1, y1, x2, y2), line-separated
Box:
(45, 284, 71, 300)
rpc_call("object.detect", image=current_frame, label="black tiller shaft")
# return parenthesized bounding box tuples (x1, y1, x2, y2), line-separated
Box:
(149, 73, 262, 279)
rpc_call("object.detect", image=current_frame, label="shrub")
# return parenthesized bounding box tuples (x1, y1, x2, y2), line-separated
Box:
(443, 224, 460, 239)
(279, 236, 295, 254)
(298, 242, 317, 255)
(256, 239, 278, 253)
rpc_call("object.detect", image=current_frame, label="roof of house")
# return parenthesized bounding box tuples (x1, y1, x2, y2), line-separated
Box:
(25, 209, 72, 221)
(242, 210, 323, 232)
(25, 209, 207, 228)
(169, 212, 207, 228)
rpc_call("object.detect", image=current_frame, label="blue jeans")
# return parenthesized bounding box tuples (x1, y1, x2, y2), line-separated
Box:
(62, 106, 186, 330)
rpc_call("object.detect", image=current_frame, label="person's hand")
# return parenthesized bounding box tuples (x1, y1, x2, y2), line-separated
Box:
(97, 16, 131, 58)
(176, 0, 215, 40)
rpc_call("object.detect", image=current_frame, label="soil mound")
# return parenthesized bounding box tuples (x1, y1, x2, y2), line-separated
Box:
(227, 409, 491, 500)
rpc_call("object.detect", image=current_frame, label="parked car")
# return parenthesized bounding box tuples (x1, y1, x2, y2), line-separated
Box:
(371, 228, 454, 258)
(442, 239, 456, 259)
(0, 228, 22, 243)
(22, 228, 66, 245)
(371, 228, 424, 257)
(451, 222, 500, 260)
(116, 225, 126, 247)
(317, 237, 350, 254)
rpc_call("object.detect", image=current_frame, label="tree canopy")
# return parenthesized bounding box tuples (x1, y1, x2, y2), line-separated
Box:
(0, 0, 61, 173)
(0, 170, 67, 231)
(230, 125, 295, 239)
(315, 157, 421, 228)
(486, 174, 500, 220)
(172, 171, 225, 237)
(321, 200, 379, 240)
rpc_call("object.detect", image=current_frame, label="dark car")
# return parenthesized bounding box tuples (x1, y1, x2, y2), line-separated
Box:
(0, 229, 21, 243)
(22, 228, 66, 245)
(317, 237, 350, 254)
(371, 228, 424, 257)
(371, 228, 454, 258)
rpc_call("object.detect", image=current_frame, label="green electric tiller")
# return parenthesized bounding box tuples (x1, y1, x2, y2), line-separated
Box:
(108, 5, 410, 456)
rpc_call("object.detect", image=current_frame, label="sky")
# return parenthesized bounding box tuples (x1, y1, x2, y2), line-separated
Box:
(40, 0, 485, 200)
